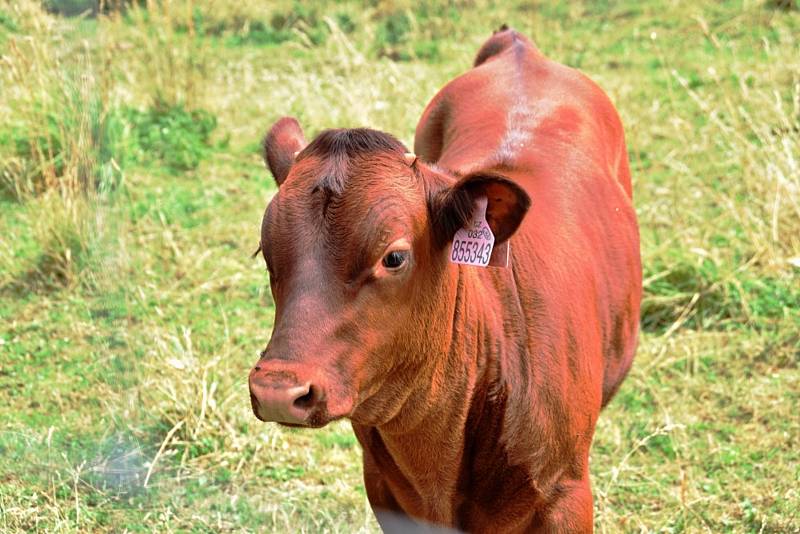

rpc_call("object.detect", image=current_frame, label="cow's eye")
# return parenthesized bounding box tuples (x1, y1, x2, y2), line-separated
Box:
(382, 250, 408, 270)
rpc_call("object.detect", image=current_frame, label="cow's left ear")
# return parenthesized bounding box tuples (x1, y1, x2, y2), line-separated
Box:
(430, 172, 531, 246)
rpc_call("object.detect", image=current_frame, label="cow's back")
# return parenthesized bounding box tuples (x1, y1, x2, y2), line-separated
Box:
(415, 30, 641, 412)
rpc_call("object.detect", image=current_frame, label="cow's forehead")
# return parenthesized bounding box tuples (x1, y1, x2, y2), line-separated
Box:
(279, 154, 422, 229)
(263, 157, 425, 280)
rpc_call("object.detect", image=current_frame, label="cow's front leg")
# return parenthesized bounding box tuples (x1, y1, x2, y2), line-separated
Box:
(362, 455, 399, 512)
(361, 452, 416, 533)
(355, 428, 405, 529)
(531, 478, 594, 534)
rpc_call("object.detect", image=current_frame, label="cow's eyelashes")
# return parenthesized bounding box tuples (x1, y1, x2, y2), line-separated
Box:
(382, 250, 409, 270)
(377, 238, 412, 275)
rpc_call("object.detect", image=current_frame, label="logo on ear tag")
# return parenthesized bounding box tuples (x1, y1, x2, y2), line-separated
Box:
(450, 196, 495, 267)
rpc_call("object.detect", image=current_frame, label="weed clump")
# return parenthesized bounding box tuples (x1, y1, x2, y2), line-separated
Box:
(374, 10, 442, 61)
(371, 3, 464, 62)
(249, 3, 328, 47)
(0, 6, 17, 45)
(125, 100, 218, 173)
(642, 258, 800, 332)
(185, 2, 345, 48)
(0, 93, 126, 199)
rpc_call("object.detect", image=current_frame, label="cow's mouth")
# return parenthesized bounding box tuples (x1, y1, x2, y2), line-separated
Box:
(250, 391, 347, 428)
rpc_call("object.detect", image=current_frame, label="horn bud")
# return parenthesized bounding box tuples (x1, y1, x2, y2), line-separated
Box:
(403, 152, 417, 166)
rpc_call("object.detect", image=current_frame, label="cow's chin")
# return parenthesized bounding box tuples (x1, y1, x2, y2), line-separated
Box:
(277, 415, 341, 429)
(347, 397, 403, 428)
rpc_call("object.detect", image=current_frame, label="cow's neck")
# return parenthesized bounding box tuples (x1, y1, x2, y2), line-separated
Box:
(368, 264, 508, 524)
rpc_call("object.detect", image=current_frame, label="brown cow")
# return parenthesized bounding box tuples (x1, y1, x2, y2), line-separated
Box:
(249, 27, 641, 533)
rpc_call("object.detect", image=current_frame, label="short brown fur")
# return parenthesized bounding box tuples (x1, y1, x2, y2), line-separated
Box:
(249, 27, 641, 533)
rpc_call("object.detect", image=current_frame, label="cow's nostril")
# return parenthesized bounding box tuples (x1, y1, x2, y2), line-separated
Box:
(293, 385, 316, 409)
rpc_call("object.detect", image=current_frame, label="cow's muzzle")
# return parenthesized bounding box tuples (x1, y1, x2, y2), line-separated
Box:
(248, 365, 324, 426)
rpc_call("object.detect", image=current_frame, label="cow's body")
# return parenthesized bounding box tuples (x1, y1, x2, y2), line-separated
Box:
(250, 28, 641, 533)
(353, 29, 641, 532)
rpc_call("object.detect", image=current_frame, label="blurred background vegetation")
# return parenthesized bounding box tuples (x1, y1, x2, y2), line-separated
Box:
(0, 0, 798, 532)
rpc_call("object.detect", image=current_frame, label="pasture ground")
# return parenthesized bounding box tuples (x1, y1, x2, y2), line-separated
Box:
(0, 1, 798, 532)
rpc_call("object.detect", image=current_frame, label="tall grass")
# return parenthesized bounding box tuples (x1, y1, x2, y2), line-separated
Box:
(0, 2, 122, 290)
(0, 0, 220, 291)
(0, 3, 121, 198)
(673, 59, 800, 265)
(100, 0, 209, 109)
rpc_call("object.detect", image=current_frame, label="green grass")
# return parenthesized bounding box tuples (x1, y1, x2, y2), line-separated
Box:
(1, 0, 798, 532)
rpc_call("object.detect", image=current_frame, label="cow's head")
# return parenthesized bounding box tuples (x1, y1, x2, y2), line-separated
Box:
(248, 117, 530, 428)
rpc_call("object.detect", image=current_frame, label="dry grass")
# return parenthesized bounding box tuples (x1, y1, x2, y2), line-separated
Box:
(100, 0, 210, 109)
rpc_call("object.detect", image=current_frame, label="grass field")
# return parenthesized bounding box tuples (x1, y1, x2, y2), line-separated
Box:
(0, 0, 798, 532)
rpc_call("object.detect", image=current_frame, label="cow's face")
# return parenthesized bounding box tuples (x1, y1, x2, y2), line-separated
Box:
(249, 118, 529, 428)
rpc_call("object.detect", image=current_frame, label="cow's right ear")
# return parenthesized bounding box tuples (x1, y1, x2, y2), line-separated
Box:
(262, 117, 307, 186)
(429, 171, 531, 247)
